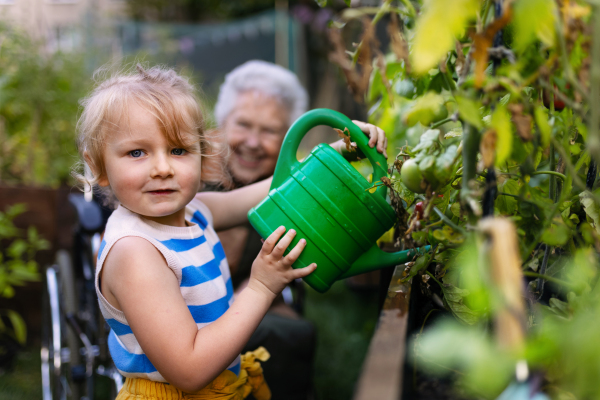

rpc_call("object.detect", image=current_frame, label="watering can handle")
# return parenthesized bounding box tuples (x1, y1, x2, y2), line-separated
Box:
(271, 109, 389, 198)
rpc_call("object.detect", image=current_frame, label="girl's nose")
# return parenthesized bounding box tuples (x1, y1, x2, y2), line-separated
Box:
(150, 154, 174, 178)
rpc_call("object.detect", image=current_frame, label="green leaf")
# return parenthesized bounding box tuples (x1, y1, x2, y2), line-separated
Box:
(343, 0, 351, 6)
(403, 92, 445, 127)
(562, 248, 598, 294)
(455, 95, 483, 129)
(434, 144, 458, 183)
(495, 178, 520, 215)
(7, 239, 27, 259)
(411, 0, 479, 74)
(534, 106, 551, 148)
(441, 283, 479, 324)
(393, 180, 415, 205)
(412, 231, 429, 245)
(451, 202, 462, 218)
(5, 204, 26, 219)
(580, 191, 600, 235)
(315, 0, 327, 7)
(412, 128, 441, 153)
(512, 0, 557, 52)
(368, 69, 385, 103)
(412, 319, 514, 397)
(541, 223, 570, 246)
(5, 310, 27, 344)
(444, 127, 463, 139)
(432, 226, 465, 245)
(547, 298, 570, 318)
(491, 105, 512, 167)
(419, 155, 439, 186)
(404, 254, 430, 281)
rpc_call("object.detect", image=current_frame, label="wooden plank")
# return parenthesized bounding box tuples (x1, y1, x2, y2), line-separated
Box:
(353, 264, 411, 400)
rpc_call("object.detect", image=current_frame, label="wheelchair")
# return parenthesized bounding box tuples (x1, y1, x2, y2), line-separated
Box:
(41, 192, 123, 400)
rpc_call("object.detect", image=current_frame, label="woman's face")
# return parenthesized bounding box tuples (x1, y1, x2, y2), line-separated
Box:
(222, 91, 290, 185)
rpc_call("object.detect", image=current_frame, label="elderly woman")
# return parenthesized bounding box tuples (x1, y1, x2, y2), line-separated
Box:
(212, 60, 387, 399)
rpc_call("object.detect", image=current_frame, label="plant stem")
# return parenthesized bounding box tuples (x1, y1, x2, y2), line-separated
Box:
(530, 170, 567, 182)
(497, 192, 538, 206)
(416, 194, 467, 234)
(396, 0, 416, 18)
(461, 122, 481, 222)
(430, 117, 455, 130)
(588, 3, 600, 162)
(431, 205, 467, 234)
(522, 200, 563, 260)
(425, 270, 442, 287)
(549, 142, 557, 201)
(552, 138, 599, 199)
(523, 271, 575, 289)
(536, 244, 551, 301)
(424, 220, 444, 229)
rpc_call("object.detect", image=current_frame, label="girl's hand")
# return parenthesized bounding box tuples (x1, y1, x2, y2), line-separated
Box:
(330, 121, 388, 160)
(247, 226, 316, 299)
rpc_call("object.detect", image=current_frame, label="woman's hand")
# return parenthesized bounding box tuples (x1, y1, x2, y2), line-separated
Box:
(247, 226, 316, 299)
(352, 120, 388, 158)
(330, 121, 388, 160)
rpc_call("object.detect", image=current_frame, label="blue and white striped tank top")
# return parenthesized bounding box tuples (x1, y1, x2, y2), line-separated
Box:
(94, 198, 240, 382)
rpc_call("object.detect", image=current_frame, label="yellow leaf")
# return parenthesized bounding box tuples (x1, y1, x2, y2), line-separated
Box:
(534, 106, 551, 148)
(513, 0, 556, 52)
(411, 0, 480, 75)
(491, 105, 512, 167)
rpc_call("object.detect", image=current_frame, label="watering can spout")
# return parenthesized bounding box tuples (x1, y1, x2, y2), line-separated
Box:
(338, 245, 431, 280)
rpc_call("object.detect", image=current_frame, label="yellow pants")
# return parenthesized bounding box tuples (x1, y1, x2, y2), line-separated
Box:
(115, 347, 271, 400)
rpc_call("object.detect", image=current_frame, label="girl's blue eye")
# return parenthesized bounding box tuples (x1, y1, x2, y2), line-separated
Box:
(172, 148, 185, 156)
(130, 150, 143, 158)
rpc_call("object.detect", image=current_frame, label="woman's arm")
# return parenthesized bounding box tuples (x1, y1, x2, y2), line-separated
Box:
(196, 176, 272, 231)
(103, 227, 314, 392)
(199, 121, 388, 230)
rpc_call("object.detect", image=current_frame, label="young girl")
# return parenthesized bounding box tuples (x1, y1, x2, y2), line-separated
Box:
(76, 65, 387, 400)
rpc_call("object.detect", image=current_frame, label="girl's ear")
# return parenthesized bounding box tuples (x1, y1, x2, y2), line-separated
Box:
(83, 151, 109, 187)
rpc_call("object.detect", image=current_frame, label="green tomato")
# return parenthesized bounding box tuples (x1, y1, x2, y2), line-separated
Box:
(418, 155, 439, 187)
(394, 79, 416, 98)
(432, 103, 448, 123)
(401, 158, 426, 194)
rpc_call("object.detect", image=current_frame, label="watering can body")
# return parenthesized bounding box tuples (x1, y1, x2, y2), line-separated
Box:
(248, 109, 428, 293)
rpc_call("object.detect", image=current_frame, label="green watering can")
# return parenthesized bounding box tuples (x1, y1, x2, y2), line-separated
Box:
(248, 109, 428, 293)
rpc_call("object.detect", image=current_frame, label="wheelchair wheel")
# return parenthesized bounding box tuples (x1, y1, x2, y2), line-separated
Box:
(41, 251, 78, 400)
(41, 265, 67, 400)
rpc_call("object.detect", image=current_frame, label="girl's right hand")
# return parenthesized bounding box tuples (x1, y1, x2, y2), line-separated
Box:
(247, 226, 316, 299)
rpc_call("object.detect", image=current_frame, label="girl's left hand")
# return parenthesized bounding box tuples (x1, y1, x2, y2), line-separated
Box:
(330, 121, 388, 160)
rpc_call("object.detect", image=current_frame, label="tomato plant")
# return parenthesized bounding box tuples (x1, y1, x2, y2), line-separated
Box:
(322, 0, 600, 398)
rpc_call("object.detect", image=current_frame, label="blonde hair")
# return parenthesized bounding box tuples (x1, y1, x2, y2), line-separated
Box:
(74, 64, 230, 205)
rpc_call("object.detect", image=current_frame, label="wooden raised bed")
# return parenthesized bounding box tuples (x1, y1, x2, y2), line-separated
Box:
(0, 184, 77, 345)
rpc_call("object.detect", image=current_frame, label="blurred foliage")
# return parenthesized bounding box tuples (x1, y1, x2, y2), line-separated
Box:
(0, 204, 49, 345)
(324, 0, 600, 398)
(0, 24, 89, 187)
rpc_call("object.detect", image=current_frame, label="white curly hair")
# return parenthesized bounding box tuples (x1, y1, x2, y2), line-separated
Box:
(214, 60, 308, 128)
